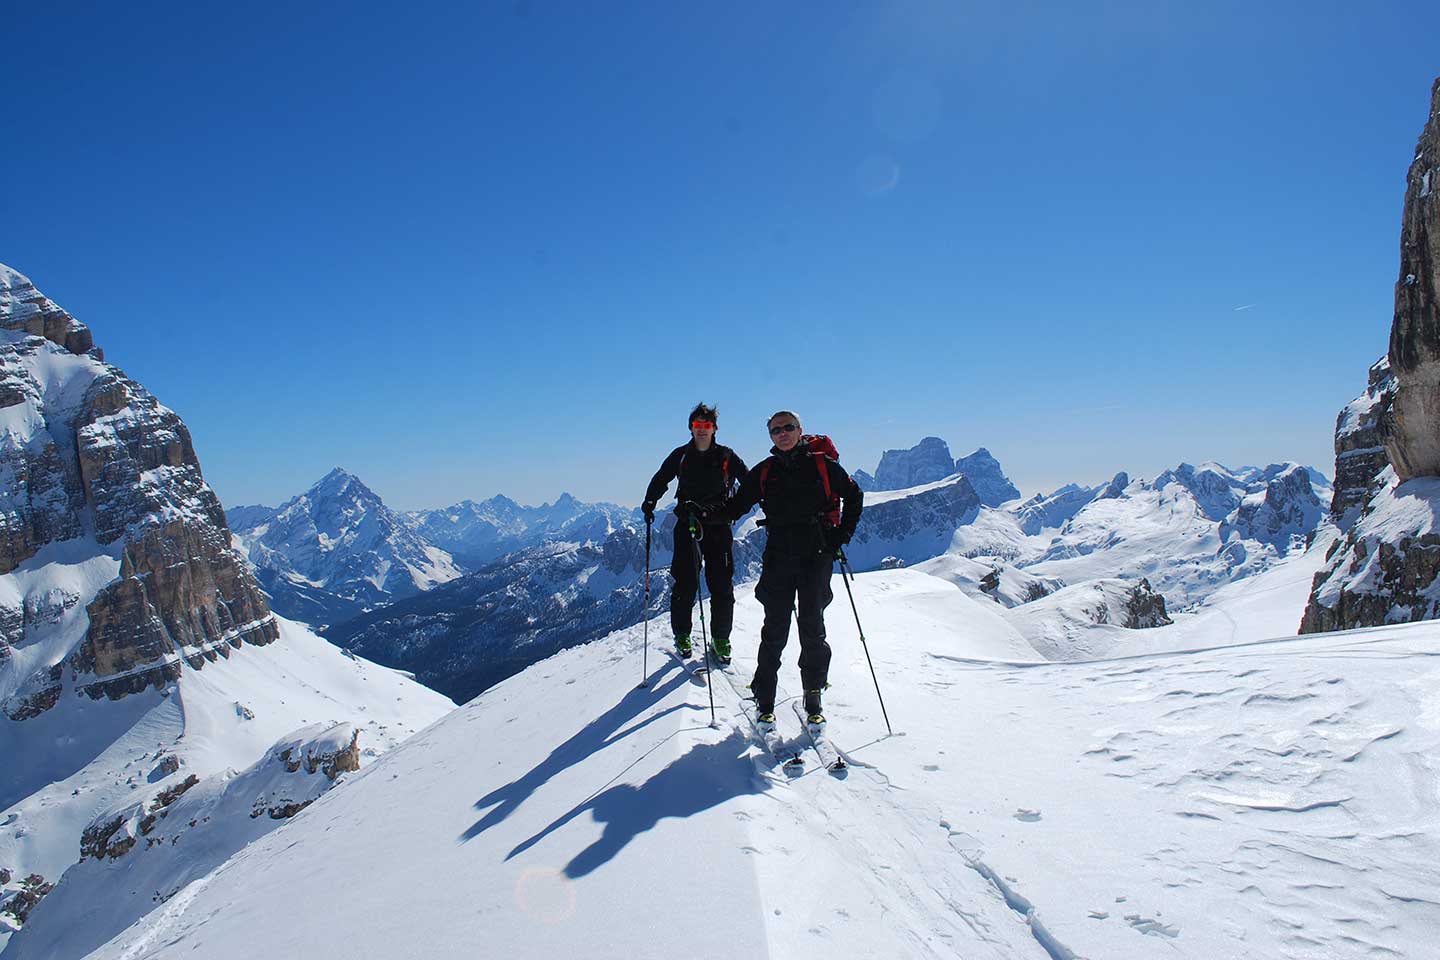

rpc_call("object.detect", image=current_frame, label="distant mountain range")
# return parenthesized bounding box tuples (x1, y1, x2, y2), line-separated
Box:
(281, 445, 1333, 705)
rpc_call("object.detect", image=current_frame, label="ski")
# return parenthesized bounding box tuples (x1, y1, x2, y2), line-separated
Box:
(669, 647, 707, 683)
(757, 715, 805, 775)
(792, 701, 848, 775)
(735, 697, 803, 774)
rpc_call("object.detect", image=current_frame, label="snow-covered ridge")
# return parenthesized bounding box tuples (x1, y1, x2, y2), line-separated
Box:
(61, 573, 1440, 960)
(0, 265, 451, 954)
(229, 468, 461, 631)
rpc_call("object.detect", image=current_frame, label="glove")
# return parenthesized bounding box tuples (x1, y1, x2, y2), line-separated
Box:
(642, 500, 656, 524)
(823, 527, 847, 554)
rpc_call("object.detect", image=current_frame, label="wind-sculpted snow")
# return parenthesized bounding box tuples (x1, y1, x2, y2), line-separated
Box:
(68, 571, 1440, 960)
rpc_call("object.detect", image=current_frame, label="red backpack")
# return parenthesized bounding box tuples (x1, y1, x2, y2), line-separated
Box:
(759, 434, 842, 527)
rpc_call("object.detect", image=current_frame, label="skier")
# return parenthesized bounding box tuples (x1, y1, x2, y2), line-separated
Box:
(642, 403, 748, 663)
(724, 410, 862, 723)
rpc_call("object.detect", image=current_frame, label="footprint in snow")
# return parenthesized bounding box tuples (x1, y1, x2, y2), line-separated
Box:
(1014, 809, 1042, 822)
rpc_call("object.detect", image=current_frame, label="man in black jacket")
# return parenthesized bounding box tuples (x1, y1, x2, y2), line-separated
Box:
(643, 403, 748, 662)
(724, 409, 862, 723)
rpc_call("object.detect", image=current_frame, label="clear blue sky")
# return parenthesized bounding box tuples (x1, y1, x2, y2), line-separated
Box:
(5, 2, 1435, 510)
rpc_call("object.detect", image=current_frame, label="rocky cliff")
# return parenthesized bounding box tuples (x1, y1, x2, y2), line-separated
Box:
(870, 437, 956, 490)
(954, 448, 1021, 506)
(0, 264, 277, 720)
(1330, 357, 1395, 521)
(1386, 78, 1440, 482)
(1302, 79, 1440, 634)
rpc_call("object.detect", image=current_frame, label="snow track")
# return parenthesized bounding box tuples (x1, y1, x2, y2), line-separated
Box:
(70, 570, 1440, 960)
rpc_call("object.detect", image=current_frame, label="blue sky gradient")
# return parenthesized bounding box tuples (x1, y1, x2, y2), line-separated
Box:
(4, 2, 1435, 509)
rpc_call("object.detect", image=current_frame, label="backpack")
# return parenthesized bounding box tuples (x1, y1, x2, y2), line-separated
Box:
(759, 434, 841, 527)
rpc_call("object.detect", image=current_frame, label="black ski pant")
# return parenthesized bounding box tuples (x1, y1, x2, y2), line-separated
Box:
(750, 551, 834, 712)
(670, 521, 735, 642)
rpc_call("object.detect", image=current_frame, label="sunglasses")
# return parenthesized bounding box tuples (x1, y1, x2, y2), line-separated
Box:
(691, 420, 715, 430)
(768, 423, 800, 436)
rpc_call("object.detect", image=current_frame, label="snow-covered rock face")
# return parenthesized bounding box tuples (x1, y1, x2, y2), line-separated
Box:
(1332, 357, 1395, 521)
(870, 436, 956, 490)
(953, 447, 1020, 507)
(1301, 468, 1440, 633)
(1220, 464, 1325, 549)
(1386, 78, 1440, 482)
(844, 474, 980, 570)
(0, 265, 98, 360)
(0, 265, 452, 955)
(0, 264, 277, 721)
(1302, 82, 1440, 635)
(1153, 462, 1248, 522)
(228, 468, 460, 631)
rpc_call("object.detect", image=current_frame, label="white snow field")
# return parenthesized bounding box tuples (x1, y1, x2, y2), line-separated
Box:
(0, 616, 451, 957)
(70, 568, 1440, 960)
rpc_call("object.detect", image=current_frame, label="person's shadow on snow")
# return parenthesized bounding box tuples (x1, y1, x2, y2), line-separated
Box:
(507, 729, 763, 878)
(460, 661, 695, 843)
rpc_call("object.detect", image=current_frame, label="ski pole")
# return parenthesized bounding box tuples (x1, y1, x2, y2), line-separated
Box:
(837, 548, 892, 736)
(639, 516, 652, 689)
(687, 507, 717, 726)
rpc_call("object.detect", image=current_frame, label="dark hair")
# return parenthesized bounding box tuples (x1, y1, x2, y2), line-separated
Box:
(689, 403, 718, 426)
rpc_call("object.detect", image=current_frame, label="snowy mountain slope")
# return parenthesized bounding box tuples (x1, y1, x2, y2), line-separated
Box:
(228, 468, 461, 631)
(404, 493, 640, 568)
(74, 570, 1440, 960)
(999, 577, 1172, 660)
(324, 471, 984, 704)
(0, 617, 450, 956)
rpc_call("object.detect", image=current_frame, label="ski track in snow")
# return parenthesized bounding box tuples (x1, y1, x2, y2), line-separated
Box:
(58, 569, 1440, 960)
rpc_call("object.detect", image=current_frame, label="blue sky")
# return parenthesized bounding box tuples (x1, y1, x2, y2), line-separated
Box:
(4, 2, 1435, 510)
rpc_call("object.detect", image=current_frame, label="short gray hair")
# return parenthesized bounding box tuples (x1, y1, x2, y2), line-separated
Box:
(767, 410, 800, 427)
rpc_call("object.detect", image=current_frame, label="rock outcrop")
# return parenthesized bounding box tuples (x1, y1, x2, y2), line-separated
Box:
(871, 437, 956, 490)
(1386, 78, 1440, 482)
(0, 263, 277, 718)
(1303, 79, 1440, 634)
(1220, 464, 1325, 548)
(1301, 469, 1440, 633)
(1331, 358, 1396, 521)
(1124, 578, 1172, 629)
(954, 448, 1020, 506)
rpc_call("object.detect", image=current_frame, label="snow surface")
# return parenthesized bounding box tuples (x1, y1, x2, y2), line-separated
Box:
(66, 567, 1440, 960)
(0, 617, 451, 957)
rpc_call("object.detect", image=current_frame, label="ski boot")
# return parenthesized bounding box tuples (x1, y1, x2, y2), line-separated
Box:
(803, 689, 825, 725)
(709, 636, 732, 666)
(756, 702, 776, 726)
(674, 634, 693, 658)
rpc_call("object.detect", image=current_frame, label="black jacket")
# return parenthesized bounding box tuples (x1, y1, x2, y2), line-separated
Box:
(726, 445, 863, 559)
(645, 442, 748, 519)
